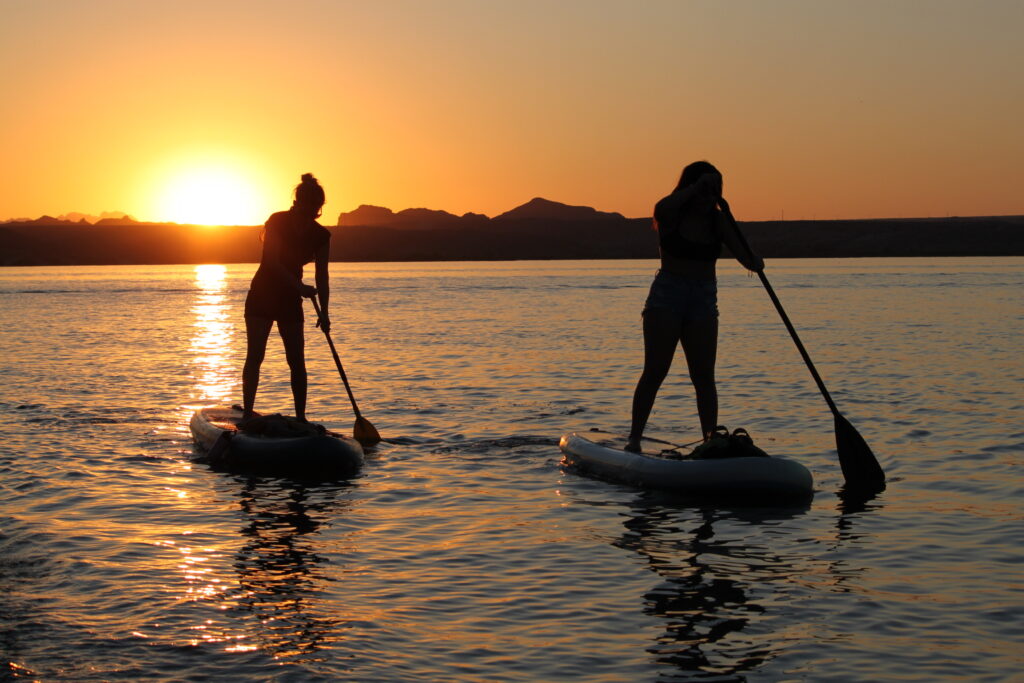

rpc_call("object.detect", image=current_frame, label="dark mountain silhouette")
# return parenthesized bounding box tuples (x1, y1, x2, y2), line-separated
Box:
(1, 211, 136, 226)
(25, 215, 78, 226)
(338, 198, 625, 231)
(493, 197, 625, 222)
(339, 205, 481, 230)
(57, 212, 94, 224)
(330, 198, 648, 260)
(93, 215, 142, 226)
(57, 211, 134, 224)
(1, 198, 1022, 265)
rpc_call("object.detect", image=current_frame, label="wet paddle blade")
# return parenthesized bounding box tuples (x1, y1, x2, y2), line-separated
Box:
(834, 413, 886, 491)
(353, 416, 382, 447)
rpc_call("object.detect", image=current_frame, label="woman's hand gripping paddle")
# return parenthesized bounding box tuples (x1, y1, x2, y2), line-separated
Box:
(724, 205, 886, 492)
(309, 297, 382, 447)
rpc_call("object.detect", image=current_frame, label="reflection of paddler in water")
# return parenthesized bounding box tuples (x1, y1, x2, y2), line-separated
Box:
(243, 173, 332, 423)
(627, 161, 764, 453)
(614, 490, 882, 678)
(614, 496, 809, 678)
(233, 479, 355, 659)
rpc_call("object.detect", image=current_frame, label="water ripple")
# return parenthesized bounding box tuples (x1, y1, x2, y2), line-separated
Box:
(0, 259, 1021, 681)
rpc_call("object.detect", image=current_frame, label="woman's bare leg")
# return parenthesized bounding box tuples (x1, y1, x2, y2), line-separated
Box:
(627, 308, 684, 451)
(242, 316, 274, 419)
(277, 317, 308, 421)
(679, 315, 719, 439)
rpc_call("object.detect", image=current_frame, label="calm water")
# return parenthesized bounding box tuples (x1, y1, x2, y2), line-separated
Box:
(0, 258, 1021, 682)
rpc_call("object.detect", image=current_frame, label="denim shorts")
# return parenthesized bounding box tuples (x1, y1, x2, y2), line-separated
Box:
(642, 269, 718, 323)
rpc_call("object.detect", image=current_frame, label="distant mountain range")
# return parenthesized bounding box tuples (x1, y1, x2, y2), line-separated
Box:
(0, 211, 135, 226)
(338, 197, 626, 230)
(1, 198, 1022, 265)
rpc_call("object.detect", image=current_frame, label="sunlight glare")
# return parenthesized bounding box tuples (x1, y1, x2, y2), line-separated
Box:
(158, 167, 266, 226)
(190, 265, 236, 403)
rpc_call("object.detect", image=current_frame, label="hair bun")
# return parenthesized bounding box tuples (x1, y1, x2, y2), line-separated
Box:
(293, 173, 325, 210)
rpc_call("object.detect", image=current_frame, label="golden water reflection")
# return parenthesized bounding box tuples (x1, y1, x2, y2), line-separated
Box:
(229, 481, 355, 660)
(191, 264, 236, 403)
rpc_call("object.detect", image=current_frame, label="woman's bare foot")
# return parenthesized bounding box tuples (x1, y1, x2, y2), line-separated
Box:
(625, 437, 642, 453)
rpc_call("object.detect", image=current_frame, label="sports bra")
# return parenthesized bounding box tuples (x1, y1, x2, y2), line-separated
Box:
(653, 198, 721, 262)
(658, 224, 720, 261)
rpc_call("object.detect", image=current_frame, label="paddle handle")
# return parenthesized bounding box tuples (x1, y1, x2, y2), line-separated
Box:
(728, 214, 839, 415)
(309, 296, 363, 419)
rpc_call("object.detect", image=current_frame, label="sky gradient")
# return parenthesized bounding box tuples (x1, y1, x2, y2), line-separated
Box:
(2, 0, 1022, 224)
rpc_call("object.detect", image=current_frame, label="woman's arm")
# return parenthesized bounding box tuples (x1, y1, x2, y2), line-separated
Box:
(654, 183, 700, 227)
(654, 173, 720, 228)
(715, 199, 764, 272)
(313, 242, 330, 331)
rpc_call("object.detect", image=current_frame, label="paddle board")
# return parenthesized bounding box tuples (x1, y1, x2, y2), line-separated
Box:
(190, 404, 364, 476)
(560, 429, 813, 501)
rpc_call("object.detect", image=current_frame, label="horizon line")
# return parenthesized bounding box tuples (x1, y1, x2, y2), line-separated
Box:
(4, 198, 1023, 228)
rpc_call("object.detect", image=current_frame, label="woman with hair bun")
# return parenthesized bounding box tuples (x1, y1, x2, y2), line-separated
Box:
(242, 173, 331, 422)
(626, 161, 764, 452)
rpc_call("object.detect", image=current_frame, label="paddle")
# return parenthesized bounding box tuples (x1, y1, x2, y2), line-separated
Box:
(723, 204, 886, 491)
(309, 296, 381, 447)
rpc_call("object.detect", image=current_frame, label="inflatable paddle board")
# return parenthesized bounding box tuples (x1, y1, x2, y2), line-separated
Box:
(190, 405, 363, 477)
(560, 430, 813, 501)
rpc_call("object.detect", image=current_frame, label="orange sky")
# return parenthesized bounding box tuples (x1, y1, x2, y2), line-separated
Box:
(1, 0, 1022, 224)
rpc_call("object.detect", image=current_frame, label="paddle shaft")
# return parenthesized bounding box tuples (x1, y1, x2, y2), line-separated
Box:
(756, 271, 839, 415)
(730, 213, 884, 489)
(309, 297, 363, 419)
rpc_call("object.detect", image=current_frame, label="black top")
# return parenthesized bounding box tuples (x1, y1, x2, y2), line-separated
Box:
(260, 210, 330, 278)
(654, 204, 721, 262)
(244, 210, 330, 321)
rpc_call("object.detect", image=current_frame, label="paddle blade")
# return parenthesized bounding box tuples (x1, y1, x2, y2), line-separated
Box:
(353, 416, 381, 447)
(834, 413, 886, 492)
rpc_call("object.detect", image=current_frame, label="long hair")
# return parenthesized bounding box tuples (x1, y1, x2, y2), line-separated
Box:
(674, 160, 720, 193)
(653, 160, 721, 232)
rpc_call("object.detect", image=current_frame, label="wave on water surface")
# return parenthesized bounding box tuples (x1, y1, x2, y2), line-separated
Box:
(0, 259, 1021, 681)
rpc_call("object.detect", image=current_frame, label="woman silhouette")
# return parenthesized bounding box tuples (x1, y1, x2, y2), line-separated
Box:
(242, 173, 331, 422)
(626, 161, 763, 452)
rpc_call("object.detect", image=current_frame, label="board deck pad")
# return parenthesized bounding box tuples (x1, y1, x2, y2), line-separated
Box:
(583, 429, 699, 458)
(196, 405, 246, 430)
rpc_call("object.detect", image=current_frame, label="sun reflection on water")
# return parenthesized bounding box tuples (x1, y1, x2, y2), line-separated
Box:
(190, 264, 236, 404)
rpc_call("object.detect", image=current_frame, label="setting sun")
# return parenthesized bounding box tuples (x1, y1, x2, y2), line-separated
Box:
(156, 166, 270, 226)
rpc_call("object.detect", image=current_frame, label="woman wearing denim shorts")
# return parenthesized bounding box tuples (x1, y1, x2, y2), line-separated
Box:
(626, 161, 764, 452)
(242, 174, 332, 424)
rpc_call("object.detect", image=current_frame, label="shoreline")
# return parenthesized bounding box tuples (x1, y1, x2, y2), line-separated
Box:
(2, 214, 1022, 266)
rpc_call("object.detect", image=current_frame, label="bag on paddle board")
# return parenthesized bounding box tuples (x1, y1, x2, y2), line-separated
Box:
(690, 426, 769, 459)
